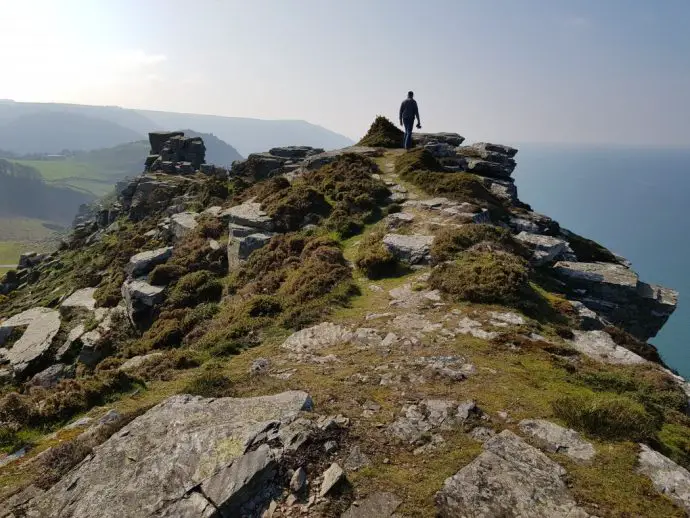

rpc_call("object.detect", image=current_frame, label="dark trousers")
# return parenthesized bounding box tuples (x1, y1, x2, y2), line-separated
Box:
(402, 118, 415, 149)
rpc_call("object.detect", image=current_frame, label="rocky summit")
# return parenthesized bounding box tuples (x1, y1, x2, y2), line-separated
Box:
(0, 118, 687, 518)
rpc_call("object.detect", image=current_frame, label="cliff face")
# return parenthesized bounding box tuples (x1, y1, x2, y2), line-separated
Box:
(0, 118, 688, 518)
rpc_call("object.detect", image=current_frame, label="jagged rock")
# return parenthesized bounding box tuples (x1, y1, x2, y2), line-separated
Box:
(342, 492, 402, 518)
(385, 212, 415, 230)
(268, 146, 324, 159)
(281, 323, 353, 354)
(231, 153, 288, 180)
(290, 466, 307, 493)
(488, 311, 525, 326)
(637, 444, 690, 513)
(119, 353, 165, 372)
(27, 391, 313, 518)
(570, 301, 607, 330)
(148, 131, 185, 154)
(414, 132, 465, 147)
(454, 317, 498, 340)
(28, 363, 74, 389)
(436, 430, 592, 518)
(227, 232, 274, 269)
(18, 252, 48, 269)
(169, 212, 199, 241)
(473, 142, 518, 158)
(518, 419, 595, 461)
(515, 232, 568, 266)
(297, 146, 381, 172)
(119, 176, 184, 221)
(319, 463, 345, 497)
(250, 358, 270, 376)
(553, 261, 677, 340)
(122, 279, 165, 324)
(227, 201, 274, 231)
(568, 330, 646, 365)
(58, 287, 98, 320)
(383, 233, 434, 265)
(420, 356, 474, 382)
(56, 324, 85, 362)
(388, 400, 479, 444)
(0, 307, 61, 378)
(126, 247, 173, 277)
(344, 445, 372, 472)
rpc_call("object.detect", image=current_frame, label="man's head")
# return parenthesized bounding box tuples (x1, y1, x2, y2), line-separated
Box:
(407, 91, 414, 99)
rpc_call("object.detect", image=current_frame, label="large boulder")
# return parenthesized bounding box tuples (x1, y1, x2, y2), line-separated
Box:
(27, 391, 313, 518)
(169, 212, 199, 241)
(226, 201, 274, 231)
(553, 261, 678, 340)
(126, 247, 173, 277)
(414, 132, 465, 147)
(383, 234, 434, 265)
(122, 279, 165, 325)
(148, 131, 184, 155)
(28, 363, 75, 389)
(0, 308, 61, 378)
(59, 288, 97, 319)
(436, 430, 592, 517)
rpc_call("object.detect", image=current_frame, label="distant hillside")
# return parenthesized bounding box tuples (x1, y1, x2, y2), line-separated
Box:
(179, 130, 243, 166)
(0, 159, 94, 224)
(0, 100, 353, 157)
(0, 112, 144, 154)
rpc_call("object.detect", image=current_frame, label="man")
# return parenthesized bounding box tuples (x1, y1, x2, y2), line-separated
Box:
(399, 91, 421, 150)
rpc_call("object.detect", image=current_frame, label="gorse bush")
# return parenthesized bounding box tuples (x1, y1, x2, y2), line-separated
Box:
(429, 250, 530, 305)
(552, 392, 660, 441)
(358, 116, 404, 148)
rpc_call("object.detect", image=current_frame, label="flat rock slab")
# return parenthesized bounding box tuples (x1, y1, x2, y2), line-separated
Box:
(436, 430, 592, 517)
(637, 444, 690, 514)
(568, 330, 646, 365)
(519, 419, 595, 461)
(126, 247, 173, 277)
(60, 288, 97, 316)
(0, 308, 60, 377)
(29, 391, 312, 518)
(553, 261, 638, 292)
(383, 233, 434, 265)
(119, 352, 165, 372)
(389, 399, 478, 444)
(342, 492, 402, 518)
(281, 322, 353, 354)
(226, 201, 274, 231)
(515, 232, 568, 266)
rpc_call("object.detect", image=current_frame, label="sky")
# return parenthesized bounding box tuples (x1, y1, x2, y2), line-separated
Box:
(0, 0, 688, 146)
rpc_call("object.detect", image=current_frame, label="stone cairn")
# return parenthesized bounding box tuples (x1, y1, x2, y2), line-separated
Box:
(145, 131, 206, 175)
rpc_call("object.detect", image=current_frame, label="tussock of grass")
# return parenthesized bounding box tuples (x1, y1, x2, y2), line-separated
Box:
(355, 226, 398, 279)
(553, 392, 660, 441)
(429, 251, 530, 305)
(183, 366, 234, 398)
(167, 270, 222, 308)
(358, 116, 404, 148)
(430, 224, 527, 263)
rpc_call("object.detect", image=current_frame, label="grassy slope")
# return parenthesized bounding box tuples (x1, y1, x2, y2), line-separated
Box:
(12, 159, 120, 197)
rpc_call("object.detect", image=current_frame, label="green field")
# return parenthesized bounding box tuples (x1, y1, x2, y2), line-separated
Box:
(12, 159, 119, 197)
(0, 241, 24, 265)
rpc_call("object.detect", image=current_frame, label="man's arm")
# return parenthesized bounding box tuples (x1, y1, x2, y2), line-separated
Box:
(414, 101, 421, 125)
(399, 101, 404, 125)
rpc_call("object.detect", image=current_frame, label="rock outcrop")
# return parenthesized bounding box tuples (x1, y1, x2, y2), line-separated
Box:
(145, 131, 206, 174)
(436, 430, 592, 517)
(0, 307, 60, 378)
(26, 391, 313, 518)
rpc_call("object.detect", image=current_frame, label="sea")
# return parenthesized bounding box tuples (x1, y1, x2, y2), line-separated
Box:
(514, 145, 690, 378)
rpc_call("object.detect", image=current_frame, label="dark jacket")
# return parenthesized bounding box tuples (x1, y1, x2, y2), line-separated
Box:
(399, 98, 420, 121)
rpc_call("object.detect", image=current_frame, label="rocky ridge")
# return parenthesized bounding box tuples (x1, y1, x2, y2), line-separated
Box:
(0, 119, 687, 517)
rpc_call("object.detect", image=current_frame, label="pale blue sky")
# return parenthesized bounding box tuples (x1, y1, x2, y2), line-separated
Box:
(1, 0, 688, 146)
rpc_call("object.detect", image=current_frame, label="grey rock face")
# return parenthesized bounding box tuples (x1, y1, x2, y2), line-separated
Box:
(169, 212, 199, 241)
(518, 419, 595, 461)
(473, 142, 519, 158)
(553, 261, 678, 340)
(122, 279, 165, 324)
(28, 391, 312, 518)
(268, 146, 324, 159)
(227, 231, 273, 269)
(59, 288, 97, 319)
(342, 492, 402, 518)
(56, 324, 86, 362)
(281, 323, 354, 354)
(28, 363, 74, 389)
(388, 399, 479, 444)
(637, 444, 690, 514)
(436, 430, 592, 518)
(568, 330, 646, 365)
(0, 307, 61, 378)
(515, 232, 568, 266)
(290, 466, 307, 493)
(126, 247, 173, 277)
(382, 233, 434, 265)
(414, 132, 465, 147)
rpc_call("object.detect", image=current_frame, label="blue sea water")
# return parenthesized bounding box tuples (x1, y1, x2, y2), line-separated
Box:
(514, 145, 690, 378)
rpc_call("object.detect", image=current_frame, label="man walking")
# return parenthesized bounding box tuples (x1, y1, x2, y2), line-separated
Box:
(399, 91, 421, 150)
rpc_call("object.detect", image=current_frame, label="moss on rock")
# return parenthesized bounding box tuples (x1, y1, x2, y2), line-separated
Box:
(358, 116, 404, 148)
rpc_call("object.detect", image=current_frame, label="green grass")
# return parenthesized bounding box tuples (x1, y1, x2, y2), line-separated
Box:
(11, 160, 112, 196)
(0, 218, 63, 242)
(0, 242, 24, 265)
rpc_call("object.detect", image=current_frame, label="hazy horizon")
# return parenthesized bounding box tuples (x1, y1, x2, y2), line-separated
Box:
(1, 0, 689, 147)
